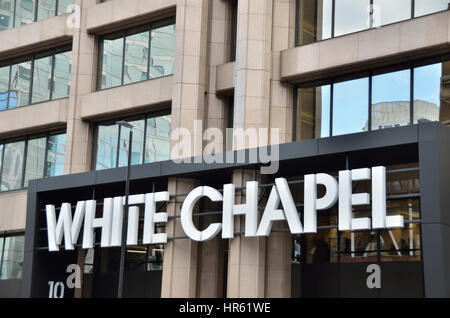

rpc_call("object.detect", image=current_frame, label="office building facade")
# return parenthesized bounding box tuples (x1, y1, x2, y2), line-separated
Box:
(0, 0, 449, 298)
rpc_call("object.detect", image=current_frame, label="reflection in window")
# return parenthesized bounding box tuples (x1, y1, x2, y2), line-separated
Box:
(23, 137, 46, 186)
(414, 63, 443, 123)
(0, 235, 24, 280)
(99, 19, 175, 90)
(52, 51, 71, 99)
(0, 132, 66, 191)
(45, 133, 66, 177)
(295, 85, 330, 140)
(296, 0, 449, 46)
(372, 69, 411, 130)
(0, 0, 14, 31)
(0, 46, 71, 111)
(1, 141, 25, 191)
(37, 0, 56, 21)
(124, 31, 149, 85)
(295, 58, 450, 141)
(15, 0, 35, 26)
(334, 0, 369, 37)
(333, 77, 369, 136)
(296, 0, 332, 45)
(150, 23, 175, 79)
(415, 0, 449, 18)
(31, 54, 52, 104)
(95, 113, 172, 170)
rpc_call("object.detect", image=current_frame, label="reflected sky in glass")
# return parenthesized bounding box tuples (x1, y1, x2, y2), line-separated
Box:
(415, 0, 449, 17)
(373, 0, 411, 27)
(334, 0, 370, 37)
(414, 63, 441, 123)
(333, 77, 369, 136)
(320, 85, 331, 138)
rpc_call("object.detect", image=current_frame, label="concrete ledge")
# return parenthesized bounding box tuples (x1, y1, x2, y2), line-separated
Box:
(0, 190, 27, 233)
(86, 0, 177, 35)
(281, 11, 450, 84)
(80, 76, 173, 120)
(216, 62, 235, 95)
(0, 14, 73, 60)
(0, 99, 68, 139)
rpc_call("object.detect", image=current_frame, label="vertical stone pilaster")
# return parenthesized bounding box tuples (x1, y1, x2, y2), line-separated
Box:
(171, 0, 210, 159)
(161, 178, 200, 298)
(64, 0, 98, 174)
(227, 169, 266, 298)
(265, 0, 296, 298)
(233, 0, 273, 146)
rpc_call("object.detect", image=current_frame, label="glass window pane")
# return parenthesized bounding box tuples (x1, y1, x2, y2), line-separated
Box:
(340, 230, 378, 263)
(53, 51, 72, 99)
(96, 124, 119, 170)
(31, 54, 52, 104)
(37, 0, 56, 21)
(0, 65, 9, 111)
(15, 0, 36, 27)
(101, 36, 124, 89)
(150, 24, 175, 79)
(304, 229, 338, 264)
(0, 144, 3, 177)
(334, 0, 370, 37)
(414, 63, 441, 124)
(57, 0, 74, 15)
(414, 0, 448, 18)
(1, 141, 25, 191)
(118, 119, 145, 167)
(10, 60, 32, 107)
(45, 133, 65, 177)
(372, 69, 411, 130)
(296, 85, 330, 141)
(144, 115, 172, 163)
(0, 0, 15, 31)
(333, 77, 369, 136)
(372, 0, 411, 27)
(297, 0, 332, 45)
(124, 31, 149, 85)
(24, 137, 46, 186)
(1, 236, 24, 280)
(380, 225, 421, 262)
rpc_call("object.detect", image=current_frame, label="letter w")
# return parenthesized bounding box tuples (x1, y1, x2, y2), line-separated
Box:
(46, 202, 86, 252)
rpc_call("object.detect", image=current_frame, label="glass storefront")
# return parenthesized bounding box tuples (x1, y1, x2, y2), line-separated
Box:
(0, 235, 24, 280)
(291, 164, 423, 298)
(296, 0, 449, 46)
(295, 56, 450, 140)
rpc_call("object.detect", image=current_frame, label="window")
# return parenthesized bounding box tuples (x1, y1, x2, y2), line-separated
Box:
(0, 235, 24, 280)
(229, 0, 238, 62)
(291, 164, 423, 297)
(94, 113, 172, 170)
(0, 0, 74, 31)
(0, 131, 66, 191)
(0, 45, 72, 111)
(296, 0, 449, 46)
(98, 18, 175, 90)
(294, 56, 450, 140)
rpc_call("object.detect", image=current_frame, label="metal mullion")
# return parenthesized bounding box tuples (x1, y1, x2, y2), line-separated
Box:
(20, 137, 28, 189)
(411, 0, 415, 18)
(49, 51, 56, 101)
(410, 67, 414, 125)
(33, 0, 38, 22)
(146, 25, 152, 80)
(368, 73, 372, 131)
(0, 238, 5, 279)
(294, 0, 300, 46)
(55, 0, 59, 16)
(0, 142, 5, 190)
(28, 56, 35, 106)
(97, 38, 104, 90)
(12, 0, 17, 28)
(121, 34, 126, 86)
(43, 133, 50, 178)
(6, 63, 12, 110)
(292, 87, 298, 141)
(330, 82, 334, 136)
(331, 0, 335, 38)
(142, 115, 148, 164)
(116, 124, 121, 168)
